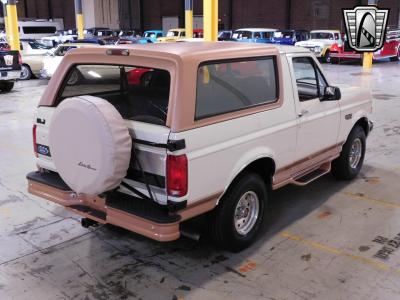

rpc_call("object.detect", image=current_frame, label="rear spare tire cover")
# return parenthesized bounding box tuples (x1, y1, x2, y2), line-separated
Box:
(49, 95, 132, 195)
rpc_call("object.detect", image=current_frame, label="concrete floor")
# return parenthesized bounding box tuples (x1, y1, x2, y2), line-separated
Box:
(0, 61, 400, 300)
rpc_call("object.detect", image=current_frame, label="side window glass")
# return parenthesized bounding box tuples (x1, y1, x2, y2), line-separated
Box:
(292, 57, 326, 101)
(254, 32, 261, 39)
(195, 57, 278, 119)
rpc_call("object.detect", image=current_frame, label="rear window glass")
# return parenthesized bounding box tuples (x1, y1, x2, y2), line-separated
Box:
(58, 65, 170, 126)
(195, 57, 278, 120)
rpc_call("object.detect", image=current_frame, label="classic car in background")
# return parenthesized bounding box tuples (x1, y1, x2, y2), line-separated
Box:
(271, 30, 310, 45)
(142, 30, 163, 42)
(20, 39, 52, 80)
(157, 28, 186, 42)
(295, 30, 343, 63)
(40, 43, 101, 79)
(218, 30, 234, 41)
(117, 37, 153, 45)
(157, 28, 204, 42)
(41, 29, 78, 47)
(330, 28, 400, 64)
(232, 28, 277, 43)
(119, 30, 141, 38)
(193, 29, 204, 38)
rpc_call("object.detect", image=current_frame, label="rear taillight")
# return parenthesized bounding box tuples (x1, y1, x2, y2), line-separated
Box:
(18, 52, 22, 65)
(167, 154, 188, 197)
(33, 124, 38, 157)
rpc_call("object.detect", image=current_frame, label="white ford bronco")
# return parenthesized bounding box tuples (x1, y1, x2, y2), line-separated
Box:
(27, 42, 373, 252)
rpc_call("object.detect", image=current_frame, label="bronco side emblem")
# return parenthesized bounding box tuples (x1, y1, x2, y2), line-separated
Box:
(343, 6, 389, 52)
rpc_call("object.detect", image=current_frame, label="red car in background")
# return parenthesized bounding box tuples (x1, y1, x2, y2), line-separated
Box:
(330, 28, 400, 64)
(127, 68, 151, 85)
(193, 29, 204, 38)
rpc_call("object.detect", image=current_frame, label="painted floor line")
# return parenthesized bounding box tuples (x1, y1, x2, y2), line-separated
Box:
(344, 192, 400, 209)
(280, 231, 400, 274)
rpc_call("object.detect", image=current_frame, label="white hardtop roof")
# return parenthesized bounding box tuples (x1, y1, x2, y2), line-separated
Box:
(311, 30, 340, 33)
(235, 28, 277, 32)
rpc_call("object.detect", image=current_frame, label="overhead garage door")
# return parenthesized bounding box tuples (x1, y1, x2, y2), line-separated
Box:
(162, 16, 179, 34)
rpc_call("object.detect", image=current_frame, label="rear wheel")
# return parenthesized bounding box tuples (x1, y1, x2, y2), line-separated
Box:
(20, 64, 33, 80)
(332, 126, 366, 180)
(209, 172, 267, 252)
(0, 81, 14, 92)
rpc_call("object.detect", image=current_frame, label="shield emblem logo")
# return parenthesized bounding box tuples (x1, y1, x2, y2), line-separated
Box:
(343, 6, 389, 52)
(3, 55, 14, 66)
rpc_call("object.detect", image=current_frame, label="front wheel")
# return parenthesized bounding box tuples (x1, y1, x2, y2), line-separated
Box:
(323, 50, 331, 63)
(209, 172, 267, 252)
(332, 126, 366, 180)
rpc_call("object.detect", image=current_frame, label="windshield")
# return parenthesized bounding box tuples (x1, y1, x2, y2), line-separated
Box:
(28, 40, 50, 49)
(274, 31, 294, 39)
(310, 32, 334, 40)
(54, 46, 77, 56)
(144, 32, 156, 38)
(58, 64, 171, 126)
(167, 31, 180, 37)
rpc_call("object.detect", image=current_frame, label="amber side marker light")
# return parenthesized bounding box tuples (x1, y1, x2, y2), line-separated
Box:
(106, 49, 130, 56)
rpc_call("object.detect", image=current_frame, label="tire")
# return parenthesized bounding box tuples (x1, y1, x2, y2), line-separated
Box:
(209, 172, 268, 252)
(324, 50, 331, 63)
(390, 49, 400, 61)
(332, 126, 366, 180)
(20, 64, 32, 80)
(66, 69, 82, 85)
(0, 81, 14, 92)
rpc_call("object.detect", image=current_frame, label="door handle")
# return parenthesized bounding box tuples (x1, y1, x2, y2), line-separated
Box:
(298, 110, 309, 117)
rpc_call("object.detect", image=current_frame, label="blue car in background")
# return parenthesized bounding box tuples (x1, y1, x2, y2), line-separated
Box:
(232, 28, 277, 44)
(271, 30, 310, 45)
(143, 30, 164, 42)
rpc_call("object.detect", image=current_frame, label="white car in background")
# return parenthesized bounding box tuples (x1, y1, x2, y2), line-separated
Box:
(295, 30, 343, 63)
(40, 43, 100, 79)
(41, 30, 78, 47)
(20, 39, 52, 80)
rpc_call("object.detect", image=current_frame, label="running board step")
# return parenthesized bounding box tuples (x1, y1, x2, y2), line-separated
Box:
(291, 163, 331, 186)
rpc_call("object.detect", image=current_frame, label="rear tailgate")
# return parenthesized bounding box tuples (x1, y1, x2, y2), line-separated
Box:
(34, 106, 170, 204)
(0, 50, 21, 72)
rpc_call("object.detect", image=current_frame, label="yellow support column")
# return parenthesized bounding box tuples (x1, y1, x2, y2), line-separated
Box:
(363, 0, 377, 71)
(363, 52, 373, 70)
(75, 0, 84, 39)
(203, 0, 218, 41)
(6, 0, 20, 51)
(185, 0, 193, 38)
